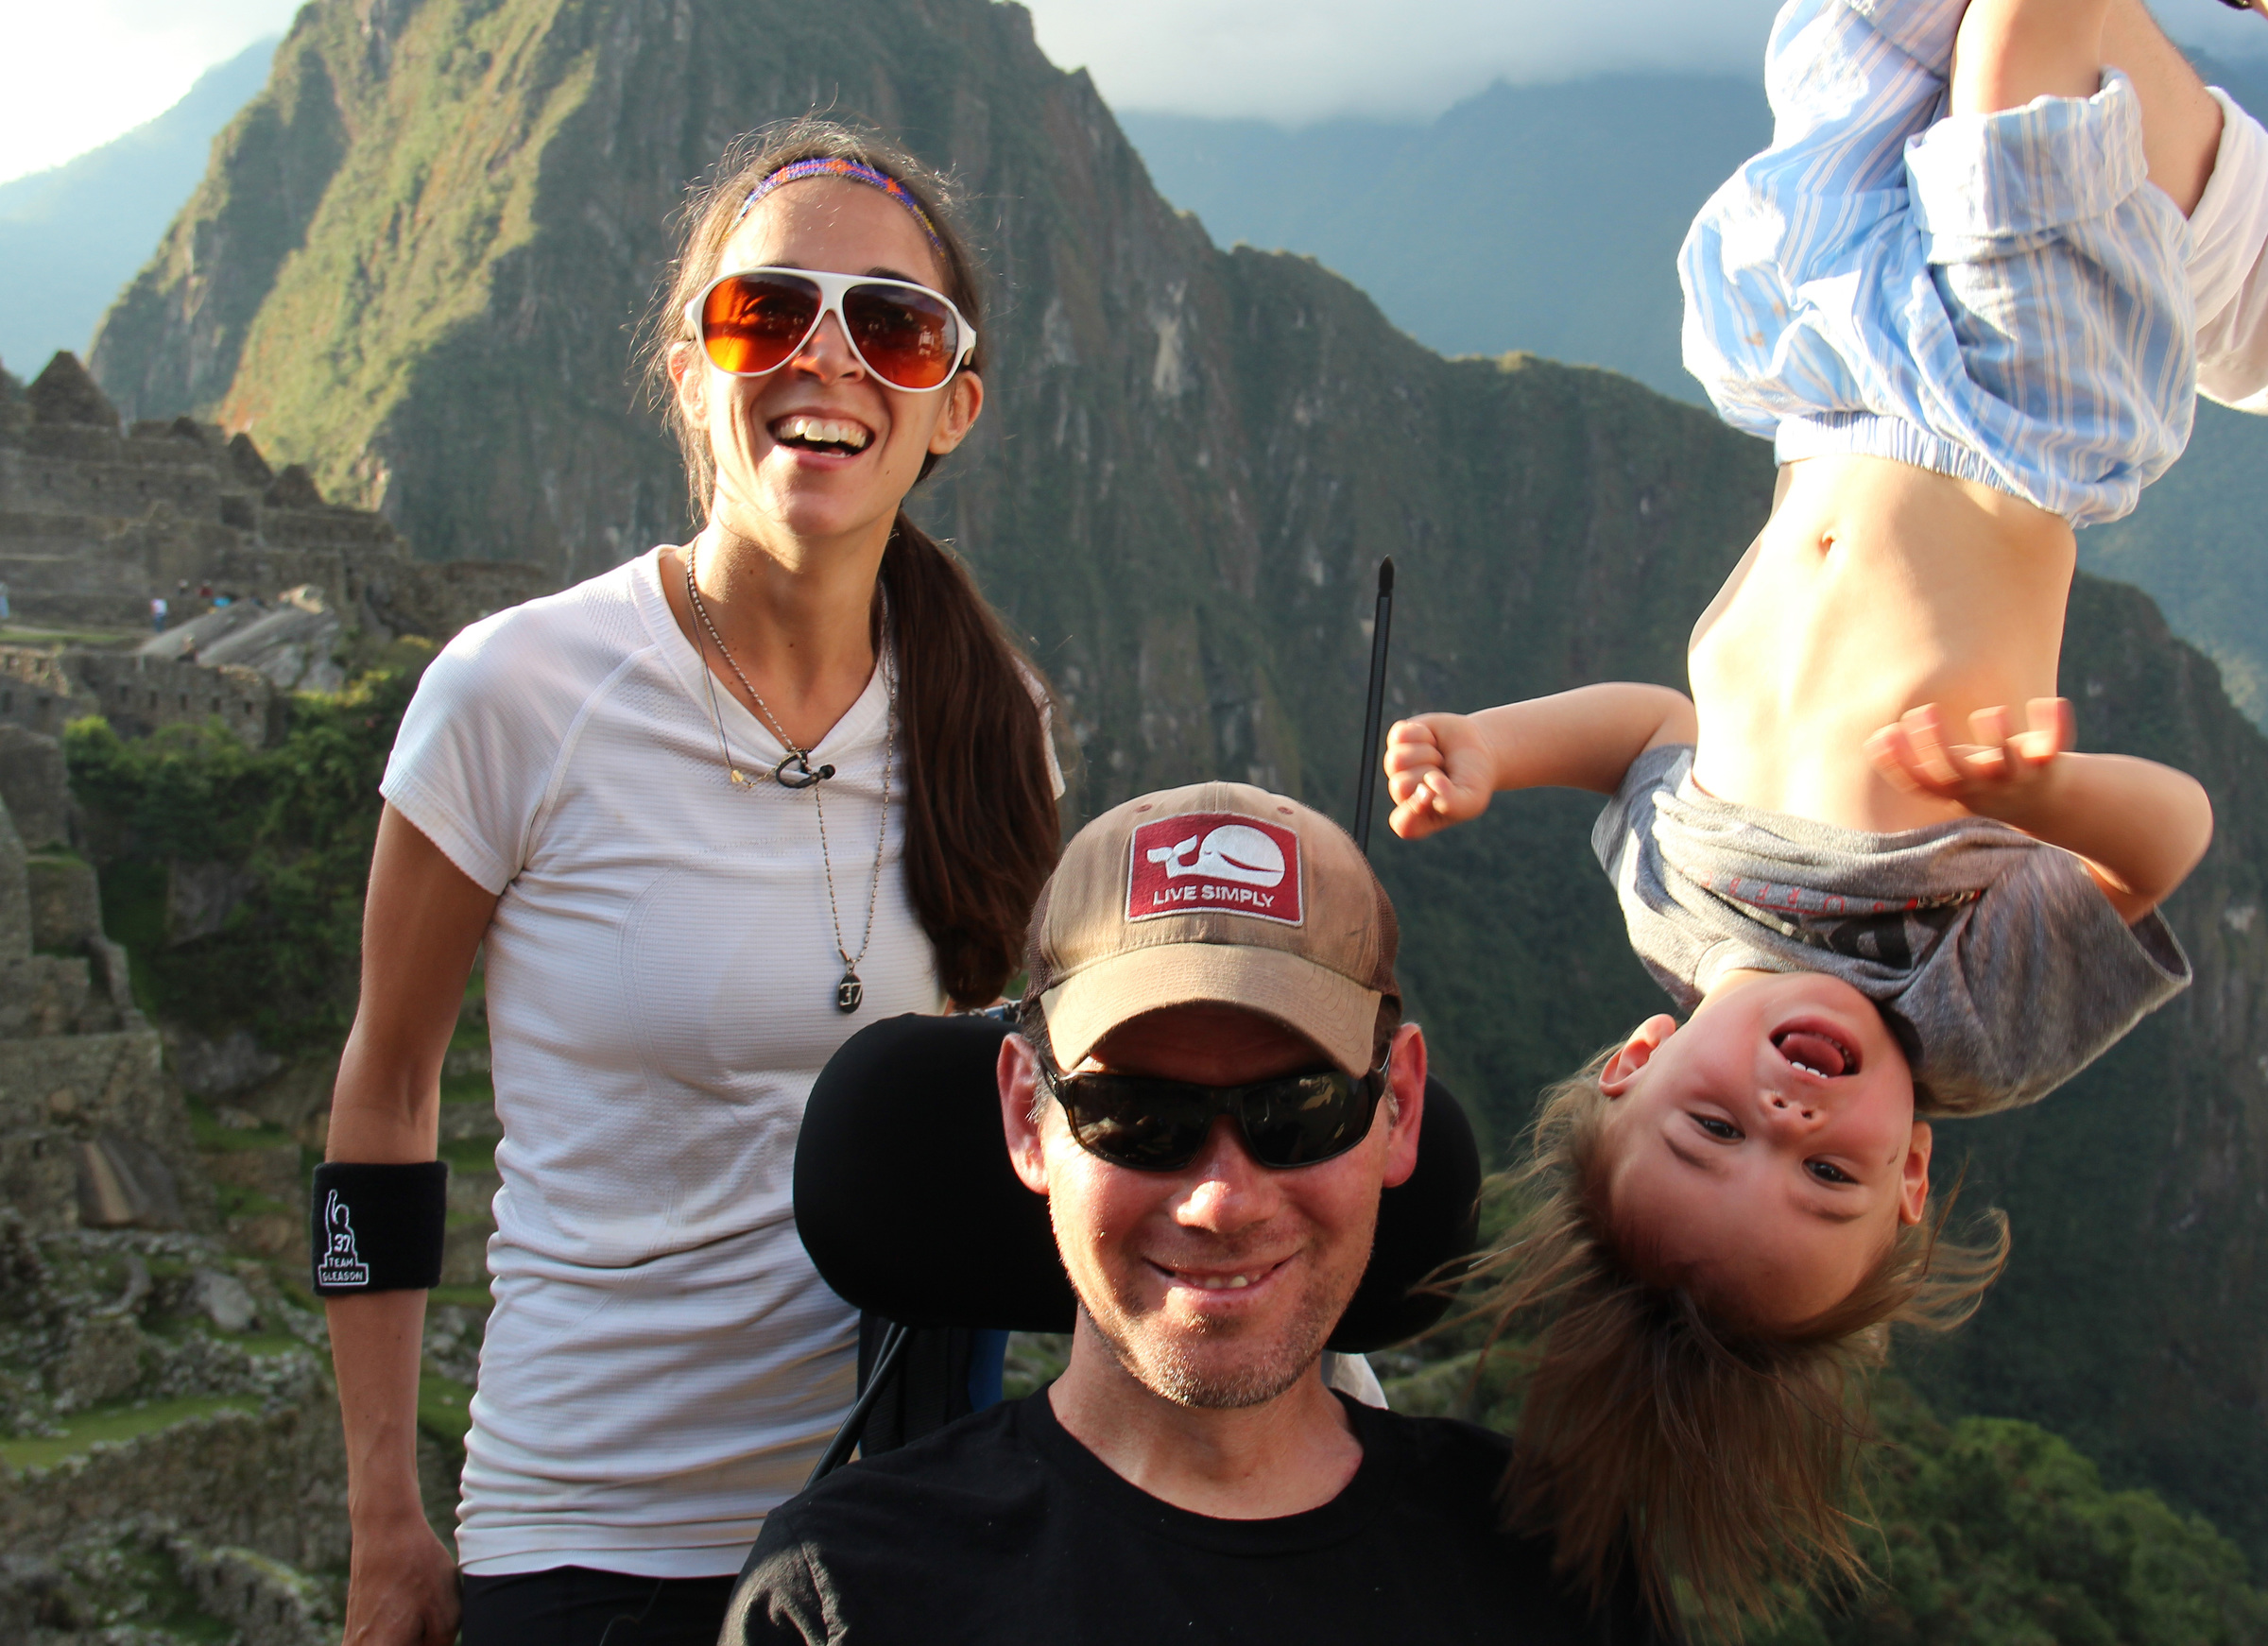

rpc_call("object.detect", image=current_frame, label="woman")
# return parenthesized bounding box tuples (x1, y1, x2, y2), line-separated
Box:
(321, 123, 1061, 1646)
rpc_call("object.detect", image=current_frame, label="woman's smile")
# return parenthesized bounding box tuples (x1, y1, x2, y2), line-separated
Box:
(767, 412, 875, 455)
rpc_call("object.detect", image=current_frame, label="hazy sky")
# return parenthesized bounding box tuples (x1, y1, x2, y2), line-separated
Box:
(6, 0, 2267, 183)
(2, 0, 302, 182)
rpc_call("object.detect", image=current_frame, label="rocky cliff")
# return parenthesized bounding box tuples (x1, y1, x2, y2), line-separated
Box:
(0, 726, 351, 1645)
(87, 0, 2268, 1570)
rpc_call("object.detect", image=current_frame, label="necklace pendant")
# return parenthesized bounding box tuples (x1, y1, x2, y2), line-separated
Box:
(729, 768, 753, 787)
(835, 970, 865, 1014)
(775, 751, 835, 790)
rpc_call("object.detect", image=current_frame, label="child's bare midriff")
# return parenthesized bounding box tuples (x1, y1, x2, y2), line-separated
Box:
(1687, 454, 2077, 833)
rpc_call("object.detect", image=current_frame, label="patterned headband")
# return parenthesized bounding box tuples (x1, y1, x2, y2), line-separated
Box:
(733, 157, 945, 253)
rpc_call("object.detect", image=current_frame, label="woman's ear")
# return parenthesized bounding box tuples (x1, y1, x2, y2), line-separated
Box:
(1600, 1014, 1678, 1097)
(1897, 1119, 1933, 1226)
(670, 339, 707, 423)
(927, 369, 984, 456)
(998, 1032, 1050, 1195)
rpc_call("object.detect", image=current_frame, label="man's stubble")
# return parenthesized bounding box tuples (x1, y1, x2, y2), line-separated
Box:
(1066, 1210, 1377, 1410)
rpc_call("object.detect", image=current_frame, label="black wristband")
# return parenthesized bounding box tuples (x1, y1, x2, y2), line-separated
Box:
(310, 1161, 449, 1295)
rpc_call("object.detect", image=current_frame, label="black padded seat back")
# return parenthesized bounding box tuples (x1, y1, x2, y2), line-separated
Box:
(792, 1014, 1482, 1353)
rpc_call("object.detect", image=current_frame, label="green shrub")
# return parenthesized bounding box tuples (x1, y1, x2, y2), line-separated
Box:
(66, 656, 428, 1052)
(1749, 1394, 2268, 1645)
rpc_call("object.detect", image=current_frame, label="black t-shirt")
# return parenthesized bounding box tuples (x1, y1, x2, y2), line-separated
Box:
(728, 1390, 1664, 1645)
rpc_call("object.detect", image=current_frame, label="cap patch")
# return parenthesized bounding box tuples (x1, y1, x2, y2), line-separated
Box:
(1126, 814, 1304, 927)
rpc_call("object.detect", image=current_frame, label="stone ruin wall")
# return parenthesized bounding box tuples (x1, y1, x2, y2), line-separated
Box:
(0, 352, 552, 749)
(0, 707, 470, 1645)
(0, 728, 339, 1638)
(0, 726, 186, 1243)
(0, 354, 530, 1639)
(0, 648, 276, 746)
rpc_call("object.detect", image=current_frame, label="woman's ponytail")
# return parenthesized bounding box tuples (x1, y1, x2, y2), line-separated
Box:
(882, 513, 1059, 1006)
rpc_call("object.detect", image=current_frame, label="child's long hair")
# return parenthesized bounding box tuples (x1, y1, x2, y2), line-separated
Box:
(1473, 1050, 2010, 1636)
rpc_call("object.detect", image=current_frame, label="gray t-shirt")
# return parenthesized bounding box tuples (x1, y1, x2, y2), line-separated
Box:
(1593, 746, 2191, 1117)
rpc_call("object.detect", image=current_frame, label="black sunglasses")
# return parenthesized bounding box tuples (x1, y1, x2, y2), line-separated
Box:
(1039, 1054, 1389, 1173)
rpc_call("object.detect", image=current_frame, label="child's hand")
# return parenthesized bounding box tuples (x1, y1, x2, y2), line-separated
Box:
(1864, 697, 2072, 824)
(1385, 713, 1496, 839)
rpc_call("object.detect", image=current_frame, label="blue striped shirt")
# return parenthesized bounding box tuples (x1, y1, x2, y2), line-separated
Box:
(1680, 0, 2194, 527)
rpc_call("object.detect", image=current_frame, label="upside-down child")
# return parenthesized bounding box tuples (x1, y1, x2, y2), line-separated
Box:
(1386, 0, 2215, 1624)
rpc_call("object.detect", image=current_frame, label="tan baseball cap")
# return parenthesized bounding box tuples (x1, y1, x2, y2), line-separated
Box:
(1023, 781, 1400, 1076)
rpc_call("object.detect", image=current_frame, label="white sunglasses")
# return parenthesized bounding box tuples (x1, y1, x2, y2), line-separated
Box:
(685, 266, 976, 393)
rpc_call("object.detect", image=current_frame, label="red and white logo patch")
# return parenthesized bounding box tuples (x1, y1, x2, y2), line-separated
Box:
(1126, 813, 1304, 927)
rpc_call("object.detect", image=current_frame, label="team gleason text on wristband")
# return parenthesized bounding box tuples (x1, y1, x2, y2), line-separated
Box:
(309, 1160, 450, 1295)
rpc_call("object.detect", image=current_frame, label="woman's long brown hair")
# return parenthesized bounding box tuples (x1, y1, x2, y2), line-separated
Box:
(641, 120, 1059, 1005)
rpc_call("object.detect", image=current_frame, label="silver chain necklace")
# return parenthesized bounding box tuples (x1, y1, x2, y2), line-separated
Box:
(684, 545, 894, 1014)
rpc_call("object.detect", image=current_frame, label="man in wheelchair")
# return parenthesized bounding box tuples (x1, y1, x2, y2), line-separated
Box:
(726, 781, 1654, 1643)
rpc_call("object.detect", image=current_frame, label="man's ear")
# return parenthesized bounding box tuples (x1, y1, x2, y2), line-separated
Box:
(1897, 1119, 1933, 1226)
(998, 1032, 1051, 1196)
(1380, 1022, 1427, 1190)
(928, 369, 984, 456)
(1600, 1015, 1678, 1097)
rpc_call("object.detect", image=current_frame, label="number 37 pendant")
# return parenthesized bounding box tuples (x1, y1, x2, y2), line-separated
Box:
(835, 969, 865, 1014)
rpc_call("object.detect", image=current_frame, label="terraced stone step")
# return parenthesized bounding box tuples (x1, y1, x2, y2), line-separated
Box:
(0, 1523, 336, 1644)
(1, 1395, 349, 1574)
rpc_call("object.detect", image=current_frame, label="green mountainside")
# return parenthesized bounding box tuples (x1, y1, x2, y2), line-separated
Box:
(0, 38, 280, 376)
(1376, 1282, 2268, 1643)
(82, 0, 2268, 1593)
(2088, 402, 2268, 722)
(1757, 1392, 2268, 1644)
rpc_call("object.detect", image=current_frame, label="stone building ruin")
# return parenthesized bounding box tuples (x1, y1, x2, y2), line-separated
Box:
(0, 352, 529, 1638)
(0, 721, 350, 1643)
(0, 727, 180, 1238)
(0, 352, 549, 746)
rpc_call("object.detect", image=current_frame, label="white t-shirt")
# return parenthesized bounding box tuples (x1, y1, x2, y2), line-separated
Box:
(382, 548, 943, 1576)
(2191, 89, 2268, 412)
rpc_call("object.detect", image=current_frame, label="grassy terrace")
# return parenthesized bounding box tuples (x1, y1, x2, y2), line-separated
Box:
(0, 1394, 262, 1474)
(417, 1371, 473, 1444)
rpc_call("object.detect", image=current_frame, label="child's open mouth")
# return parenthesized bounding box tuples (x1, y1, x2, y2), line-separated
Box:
(1772, 1025, 1859, 1077)
(770, 414, 872, 454)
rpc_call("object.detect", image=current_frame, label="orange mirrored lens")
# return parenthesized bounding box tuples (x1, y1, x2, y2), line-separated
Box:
(699, 273, 820, 375)
(842, 285, 956, 390)
(699, 273, 962, 389)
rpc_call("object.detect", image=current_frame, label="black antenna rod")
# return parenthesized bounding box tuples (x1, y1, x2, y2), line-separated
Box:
(1351, 557, 1396, 857)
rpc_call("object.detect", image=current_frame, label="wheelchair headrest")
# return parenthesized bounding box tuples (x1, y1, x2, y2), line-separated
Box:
(793, 1013, 1481, 1353)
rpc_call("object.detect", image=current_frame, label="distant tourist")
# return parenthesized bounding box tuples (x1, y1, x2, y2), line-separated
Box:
(728, 784, 1658, 1645)
(315, 123, 1060, 1646)
(1384, 0, 2210, 1626)
(148, 595, 164, 633)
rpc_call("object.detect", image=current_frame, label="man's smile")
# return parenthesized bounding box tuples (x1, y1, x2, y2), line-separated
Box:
(1146, 1253, 1296, 1301)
